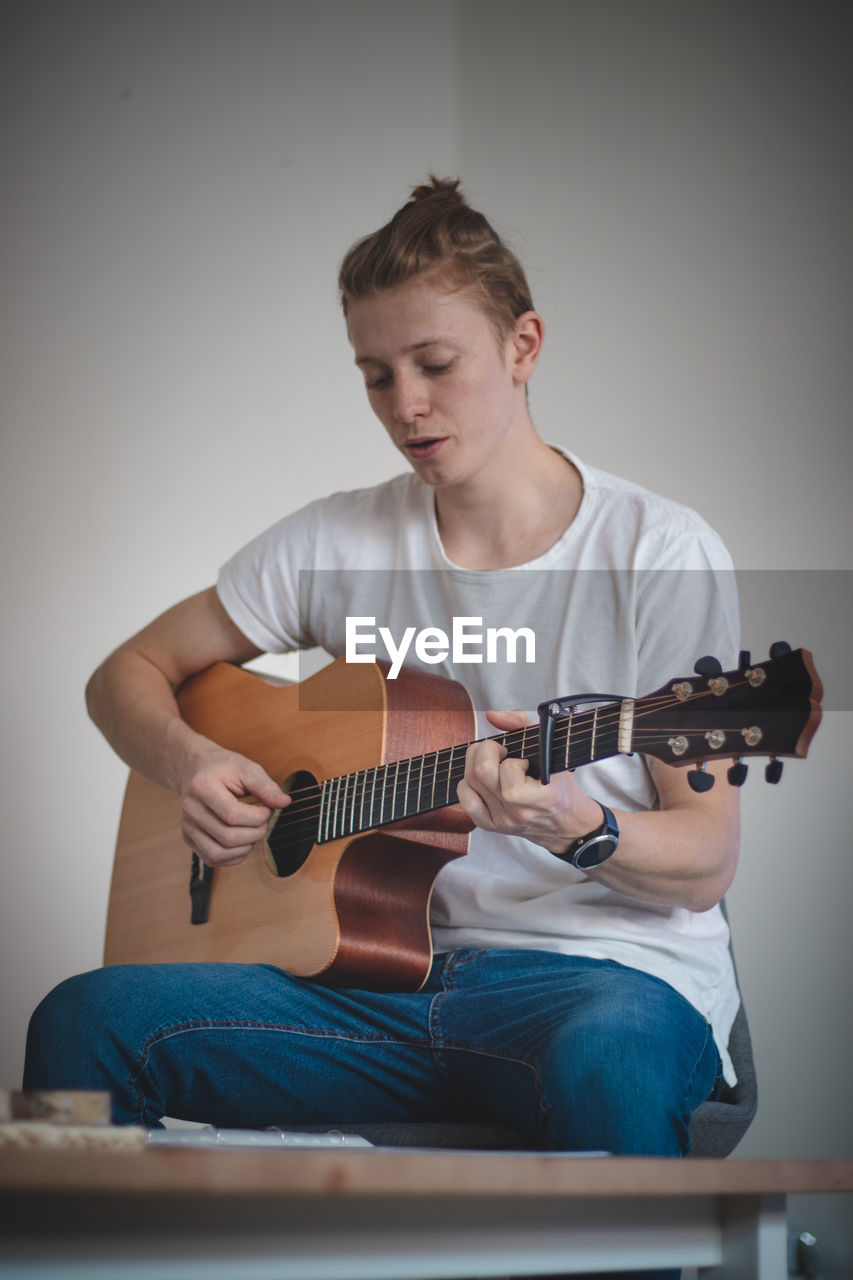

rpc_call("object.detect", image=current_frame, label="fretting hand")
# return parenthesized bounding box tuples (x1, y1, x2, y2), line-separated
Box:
(457, 709, 603, 856)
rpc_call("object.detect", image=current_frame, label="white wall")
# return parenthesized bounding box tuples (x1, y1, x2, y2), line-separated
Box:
(458, 1, 853, 1266)
(1, 0, 459, 1068)
(3, 0, 851, 1267)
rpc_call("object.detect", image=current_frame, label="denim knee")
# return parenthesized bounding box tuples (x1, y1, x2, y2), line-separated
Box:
(533, 970, 720, 1155)
(24, 968, 140, 1111)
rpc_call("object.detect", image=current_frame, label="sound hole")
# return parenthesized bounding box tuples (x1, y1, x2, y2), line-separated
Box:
(264, 770, 320, 878)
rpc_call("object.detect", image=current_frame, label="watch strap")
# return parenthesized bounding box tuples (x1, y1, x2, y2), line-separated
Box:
(562, 803, 619, 870)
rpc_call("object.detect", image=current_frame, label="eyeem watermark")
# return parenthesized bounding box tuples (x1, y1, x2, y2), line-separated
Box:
(346, 616, 536, 679)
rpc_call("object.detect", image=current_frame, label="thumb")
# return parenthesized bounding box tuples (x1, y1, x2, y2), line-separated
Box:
(242, 763, 291, 810)
(485, 708, 533, 732)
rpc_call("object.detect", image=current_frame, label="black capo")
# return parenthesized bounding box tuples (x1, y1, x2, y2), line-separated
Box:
(536, 691, 626, 784)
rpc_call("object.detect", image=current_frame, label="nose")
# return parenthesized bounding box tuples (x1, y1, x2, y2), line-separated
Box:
(391, 370, 429, 424)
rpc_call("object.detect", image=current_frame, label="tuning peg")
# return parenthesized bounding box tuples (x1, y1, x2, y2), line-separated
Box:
(687, 763, 716, 792)
(769, 641, 791, 658)
(738, 650, 751, 673)
(694, 655, 723, 676)
(727, 760, 748, 787)
(765, 758, 784, 784)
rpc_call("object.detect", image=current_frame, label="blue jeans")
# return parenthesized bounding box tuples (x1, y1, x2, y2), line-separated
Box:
(25, 948, 720, 1156)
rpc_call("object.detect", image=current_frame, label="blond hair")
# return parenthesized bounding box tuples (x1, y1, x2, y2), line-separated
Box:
(338, 176, 534, 338)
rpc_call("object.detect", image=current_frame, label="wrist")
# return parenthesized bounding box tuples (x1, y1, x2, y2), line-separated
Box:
(552, 801, 620, 870)
(164, 719, 218, 796)
(544, 796, 605, 856)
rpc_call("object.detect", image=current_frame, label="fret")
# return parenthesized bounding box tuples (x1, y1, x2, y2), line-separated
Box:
(369, 766, 378, 831)
(338, 773, 348, 839)
(403, 757, 414, 820)
(429, 750, 438, 810)
(349, 769, 360, 838)
(574, 710, 594, 769)
(358, 768, 366, 834)
(451, 745, 465, 801)
(330, 768, 340, 839)
(388, 761, 398, 821)
(319, 779, 329, 843)
(378, 764, 387, 827)
(327, 777, 337, 843)
(445, 745, 455, 805)
(340, 774, 349, 838)
(335, 772, 346, 840)
(322, 776, 332, 842)
(590, 706, 598, 761)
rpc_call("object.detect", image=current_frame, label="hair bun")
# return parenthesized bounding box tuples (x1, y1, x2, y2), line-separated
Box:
(339, 175, 534, 337)
(410, 175, 464, 204)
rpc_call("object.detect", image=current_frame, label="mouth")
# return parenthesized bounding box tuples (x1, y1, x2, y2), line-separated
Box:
(403, 436, 447, 460)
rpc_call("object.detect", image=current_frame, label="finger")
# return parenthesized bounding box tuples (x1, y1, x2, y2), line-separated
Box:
(181, 814, 258, 867)
(189, 775, 279, 830)
(183, 798, 269, 848)
(496, 754, 532, 802)
(463, 738, 506, 801)
(238, 763, 292, 811)
(190, 838, 255, 869)
(455, 776, 500, 831)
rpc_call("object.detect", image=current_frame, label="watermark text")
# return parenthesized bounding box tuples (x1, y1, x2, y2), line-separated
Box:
(345, 616, 536, 679)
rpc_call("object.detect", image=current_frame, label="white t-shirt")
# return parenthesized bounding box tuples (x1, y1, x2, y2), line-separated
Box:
(218, 450, 742, 1082)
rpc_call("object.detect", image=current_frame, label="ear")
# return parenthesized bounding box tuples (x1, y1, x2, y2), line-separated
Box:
(508, 311, 545, 384)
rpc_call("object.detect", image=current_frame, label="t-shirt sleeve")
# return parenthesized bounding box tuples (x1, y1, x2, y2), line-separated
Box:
(634, 517, 741, 697)
(216, 501, 322, 654)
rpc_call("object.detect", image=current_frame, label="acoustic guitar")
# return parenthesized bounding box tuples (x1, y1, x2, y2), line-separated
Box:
(104, 645, 822, 991)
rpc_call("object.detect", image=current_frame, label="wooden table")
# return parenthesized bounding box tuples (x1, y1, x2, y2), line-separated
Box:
(1, 1146, 852, 1279)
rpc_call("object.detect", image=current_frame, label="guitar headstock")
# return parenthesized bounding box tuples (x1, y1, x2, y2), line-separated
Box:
(635, 644, 823, 790)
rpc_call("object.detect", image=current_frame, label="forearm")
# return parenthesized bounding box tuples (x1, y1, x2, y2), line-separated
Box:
(460, 712, 740, 914)
(580, 783, 740, 912)
(86, 586, 265, 794)
(86, 589, 288, 867)
(85, 646, 219, 795)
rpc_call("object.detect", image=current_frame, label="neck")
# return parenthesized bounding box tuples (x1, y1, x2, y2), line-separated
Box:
(436, 436, 582, 569)
(269, 698, 627, 854)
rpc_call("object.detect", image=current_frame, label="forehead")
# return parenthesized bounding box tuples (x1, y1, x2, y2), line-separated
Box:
(347, 279, 493, 363)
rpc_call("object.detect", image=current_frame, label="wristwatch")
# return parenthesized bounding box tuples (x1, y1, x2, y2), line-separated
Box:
(561, 803, 619, 870)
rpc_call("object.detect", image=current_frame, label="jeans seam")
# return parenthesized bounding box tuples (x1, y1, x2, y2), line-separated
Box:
(428, 950, 550, 1136)
(428, 949, 482, 1079)
(679, 1018, 719, 1126)
(128, 1020, 436, 1124)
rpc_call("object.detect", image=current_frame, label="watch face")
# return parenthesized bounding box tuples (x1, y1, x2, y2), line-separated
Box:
(574, 835, 618, 870)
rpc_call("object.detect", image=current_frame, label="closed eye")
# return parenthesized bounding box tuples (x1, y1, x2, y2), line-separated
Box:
(366, 362, 452, 391)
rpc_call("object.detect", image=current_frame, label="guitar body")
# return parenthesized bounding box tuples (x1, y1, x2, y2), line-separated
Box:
(104, 659, 475, 991)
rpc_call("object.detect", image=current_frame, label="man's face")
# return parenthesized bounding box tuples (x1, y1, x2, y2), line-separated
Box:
(347, 278, 528, 493)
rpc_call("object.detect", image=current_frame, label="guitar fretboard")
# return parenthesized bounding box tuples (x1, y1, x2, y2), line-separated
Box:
(316, 701, 631, 844)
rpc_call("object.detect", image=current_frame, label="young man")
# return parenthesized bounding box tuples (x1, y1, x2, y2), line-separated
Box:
(26, 179, 740, 1170)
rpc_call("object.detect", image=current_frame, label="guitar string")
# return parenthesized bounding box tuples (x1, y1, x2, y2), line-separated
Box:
(266, 683, 746, 846)
(267, 684, 743, 839)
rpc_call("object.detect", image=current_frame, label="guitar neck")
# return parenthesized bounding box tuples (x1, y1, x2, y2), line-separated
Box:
(312, 645, 821, 845)
(317, 700, 629, 845)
